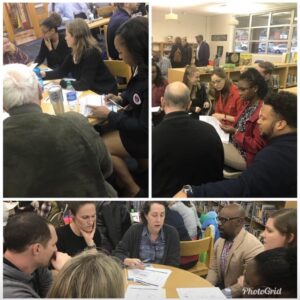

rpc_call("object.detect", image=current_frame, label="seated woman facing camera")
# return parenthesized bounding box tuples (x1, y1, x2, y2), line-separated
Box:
(220, 68, 268, 171)
(88, 17, 148, 197)
(47, 251, 125, 298)
(56, 202, 103, 256)
(41, 18, 117, 94)
(35, 13, 70, 69)
(183, 65, 210, 117)
(113, 202, 180, 268)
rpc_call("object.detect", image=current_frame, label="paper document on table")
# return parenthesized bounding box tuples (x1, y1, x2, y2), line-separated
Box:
(177, 287, 226, 299)
(3, 111, 10, 120)
(199, 116, 229, 143)
(125, 285, 165, 299)
(151, 106, 160, 112)
(127, 267, 172, 287)
(79, 94, 119, 116)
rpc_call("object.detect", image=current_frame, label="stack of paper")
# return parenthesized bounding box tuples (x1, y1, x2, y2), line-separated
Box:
(177, 287, 226, 299)
(79, 94, 119, 116)
(125, 285, 165, 299)
(127, 267, 172, 287)
(199, 116, 229, 143)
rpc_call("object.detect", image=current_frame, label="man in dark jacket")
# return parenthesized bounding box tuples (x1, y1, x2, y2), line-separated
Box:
(174, 92, 297, 197)
(195, 34, 210, 66)
(153, 81, 224, 197)
(107, 3, 138, 59)
(3, 63, 117, 197)
(4, 213, 70, 298)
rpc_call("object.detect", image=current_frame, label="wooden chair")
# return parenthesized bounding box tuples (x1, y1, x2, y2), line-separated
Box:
(103, 25, 111, 60)
(104, 60, 132, 91)
(180, 235, 213, 276)
(204, 225, 215, 263)
(96, 5, 115, 18)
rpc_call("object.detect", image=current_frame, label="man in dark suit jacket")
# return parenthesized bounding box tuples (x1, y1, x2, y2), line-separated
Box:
(152, 81, 224, 197)
(195, 34, 210, 66)
(107, 3, 137, 59)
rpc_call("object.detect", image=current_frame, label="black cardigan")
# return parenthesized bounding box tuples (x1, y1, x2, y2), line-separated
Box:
(113, 223, 180, 267)
(35, 33, 70, 69)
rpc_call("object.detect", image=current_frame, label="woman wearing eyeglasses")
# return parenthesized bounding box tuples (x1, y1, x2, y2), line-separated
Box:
(35, 13, 70, 69)
(220, 68, 268, 171)
(210, 68, 242, 125)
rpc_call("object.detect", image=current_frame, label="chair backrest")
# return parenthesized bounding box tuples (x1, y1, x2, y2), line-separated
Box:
(103, 25, 111, 60)
(104, 60, 132, 90)
(96, 5, 115, 18)
(180, 236, 211, 257)
(203, 225, 215, 267)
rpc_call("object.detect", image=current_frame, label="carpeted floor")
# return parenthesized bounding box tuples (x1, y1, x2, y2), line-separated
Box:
(18, 38, 42, 62)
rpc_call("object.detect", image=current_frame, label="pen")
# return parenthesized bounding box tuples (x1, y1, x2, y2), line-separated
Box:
(108, 98, 123, 109)
(142, 259, 151, 263)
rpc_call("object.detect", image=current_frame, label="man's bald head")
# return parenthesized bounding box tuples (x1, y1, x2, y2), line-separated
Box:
(221, 203, 246, 219)
(163, 81, 191, 111)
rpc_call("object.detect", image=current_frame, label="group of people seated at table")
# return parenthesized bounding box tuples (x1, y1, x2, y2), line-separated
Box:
(152, 58, 297, 197)
(3, 201, 297, 298)
(3, 5, 148, 198)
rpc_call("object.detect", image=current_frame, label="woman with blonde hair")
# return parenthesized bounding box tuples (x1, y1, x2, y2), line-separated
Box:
(42, 18, 117, 94)
(183, 65, 210, 116)
(47, 251, 125, 298)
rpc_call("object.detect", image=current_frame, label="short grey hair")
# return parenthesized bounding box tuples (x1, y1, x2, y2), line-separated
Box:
(3, 63, 39, 111)
(164, 81, 190, 109)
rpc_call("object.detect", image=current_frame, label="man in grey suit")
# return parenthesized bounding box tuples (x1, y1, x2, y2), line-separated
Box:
(195, 34, 210, 66)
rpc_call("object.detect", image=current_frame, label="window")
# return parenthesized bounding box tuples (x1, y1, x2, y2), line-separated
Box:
(235, 7, 297, 55)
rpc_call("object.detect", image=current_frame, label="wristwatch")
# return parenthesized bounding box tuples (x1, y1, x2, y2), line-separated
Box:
(182, 185, 193, 197)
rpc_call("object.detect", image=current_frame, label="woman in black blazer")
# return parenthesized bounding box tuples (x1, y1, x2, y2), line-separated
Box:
(41, 18, 117, 95)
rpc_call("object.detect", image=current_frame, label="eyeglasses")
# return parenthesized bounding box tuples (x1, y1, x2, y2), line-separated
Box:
(218, 216, 242, 224)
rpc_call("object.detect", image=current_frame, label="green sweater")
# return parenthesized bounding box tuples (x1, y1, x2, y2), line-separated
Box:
(4, 103, 117, 197)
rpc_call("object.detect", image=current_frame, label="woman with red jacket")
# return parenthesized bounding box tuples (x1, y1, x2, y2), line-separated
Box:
(210, 68, 243, 125)
(220, 68, 268, 170)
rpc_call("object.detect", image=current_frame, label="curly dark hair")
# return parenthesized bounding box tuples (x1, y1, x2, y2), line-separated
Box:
(253, 247, 297, 298)
(239, 68, 268, 99)
(264, 92, 297, 129)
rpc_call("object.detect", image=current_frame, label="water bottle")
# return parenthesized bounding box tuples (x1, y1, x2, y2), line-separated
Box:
(222, 288, 232, 298)
(66, 80, 77, 111)
(33, 67, 44, 91)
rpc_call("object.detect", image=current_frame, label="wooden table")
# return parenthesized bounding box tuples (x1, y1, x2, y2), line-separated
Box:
(86, 17, 110, 29)
(41, 81, 99, 125)
(126, 264, 213, 298)
(279, 86, 297, 95)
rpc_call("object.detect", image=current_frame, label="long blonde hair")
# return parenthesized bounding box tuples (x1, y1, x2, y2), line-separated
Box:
(66, 18, 101, 63)
(47, 251, 125, 298)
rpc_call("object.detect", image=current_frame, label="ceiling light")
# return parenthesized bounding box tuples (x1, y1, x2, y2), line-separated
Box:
(165, 8, 178, 20)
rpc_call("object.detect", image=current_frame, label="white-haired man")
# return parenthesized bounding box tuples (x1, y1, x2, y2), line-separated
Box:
(3, 63, 117, 197)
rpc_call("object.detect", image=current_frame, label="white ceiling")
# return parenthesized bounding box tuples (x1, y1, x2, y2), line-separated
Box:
(152, 1, 297, 16)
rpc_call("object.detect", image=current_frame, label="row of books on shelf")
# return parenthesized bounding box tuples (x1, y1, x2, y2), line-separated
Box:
(253, 204, 277, 225)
